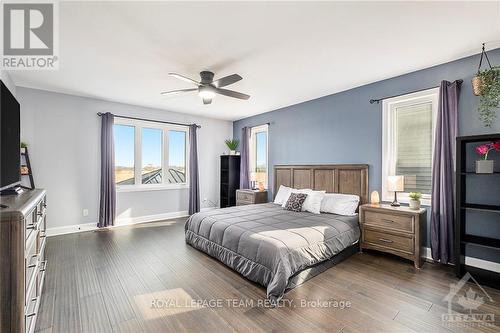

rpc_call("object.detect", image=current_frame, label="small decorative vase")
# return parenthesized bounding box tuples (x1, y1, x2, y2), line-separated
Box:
(475, 160, 494, 174)
(409, 199, 421, 210)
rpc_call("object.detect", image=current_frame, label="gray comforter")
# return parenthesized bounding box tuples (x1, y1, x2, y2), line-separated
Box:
(185, 203, 360, 301)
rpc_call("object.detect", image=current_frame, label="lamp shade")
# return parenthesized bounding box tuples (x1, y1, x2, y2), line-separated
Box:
(370, 191, 380, 205)
(387, 175, 404, 192)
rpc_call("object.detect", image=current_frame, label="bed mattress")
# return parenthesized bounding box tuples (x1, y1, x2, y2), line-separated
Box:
(185, 203, 360, 301)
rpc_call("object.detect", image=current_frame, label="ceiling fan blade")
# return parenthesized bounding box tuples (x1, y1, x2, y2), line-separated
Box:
(212, 74, 243, 88)
(160, 88, 197, 96)
(215, 88, 250, 100)
(168, 73, 200, 86)
(202, 98, 212, 105)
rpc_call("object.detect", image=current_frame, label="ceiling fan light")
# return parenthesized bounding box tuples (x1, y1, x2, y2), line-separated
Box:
(198, 87, 216, 99)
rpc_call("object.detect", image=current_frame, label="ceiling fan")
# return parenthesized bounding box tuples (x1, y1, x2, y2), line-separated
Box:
(161, 71, 250, 105)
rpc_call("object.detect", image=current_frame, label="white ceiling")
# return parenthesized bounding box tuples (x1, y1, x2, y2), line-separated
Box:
(9, 1, 500, 121)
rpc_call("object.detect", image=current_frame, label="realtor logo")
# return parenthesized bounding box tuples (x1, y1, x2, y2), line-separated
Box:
(1, 1, 58, 69)
(442, 272, 495, 328)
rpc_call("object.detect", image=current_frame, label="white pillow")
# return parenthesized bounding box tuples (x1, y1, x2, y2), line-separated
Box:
(282, 189, 326, 214)
(320, 193, 360, 216)
(273, 185, 292, 205)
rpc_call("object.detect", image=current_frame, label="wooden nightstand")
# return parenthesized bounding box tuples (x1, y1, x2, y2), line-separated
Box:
(359, 204, 427, 268)
(236, 189, 268, 206)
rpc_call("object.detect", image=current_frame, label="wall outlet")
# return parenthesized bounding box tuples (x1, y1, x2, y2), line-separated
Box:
(203, 198, 208, 202)
(82, 209, 89, 217)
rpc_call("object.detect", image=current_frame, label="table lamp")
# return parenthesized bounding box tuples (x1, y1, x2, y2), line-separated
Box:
(387, 175, 404, 207)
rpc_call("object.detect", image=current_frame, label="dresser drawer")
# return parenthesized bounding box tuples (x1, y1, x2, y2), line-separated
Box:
(25, 208, 37, 241)
(25, 231, 39, 295)
(363, 210, 414, 233)
(236, 191, 254, 202)
(25, 284, 39, 333)
(363, 229, 414, 254)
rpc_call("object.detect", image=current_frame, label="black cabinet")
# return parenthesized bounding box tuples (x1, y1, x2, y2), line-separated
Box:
(220, 155, 240, 208)
(455, 133, 500, 288)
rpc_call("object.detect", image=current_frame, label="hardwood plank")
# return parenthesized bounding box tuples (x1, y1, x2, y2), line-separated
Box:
(78, 293, 113, 333)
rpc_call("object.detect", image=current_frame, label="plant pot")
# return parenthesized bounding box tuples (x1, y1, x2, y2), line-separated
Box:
(475, 160, 494, 174)
(229, 150, 236, 155)
(20, 147, 26, 154)
(409, 199, 421, 210)
(472, 75, 483, 96)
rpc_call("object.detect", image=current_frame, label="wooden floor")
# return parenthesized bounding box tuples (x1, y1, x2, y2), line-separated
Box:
(36, 218, 500, 333)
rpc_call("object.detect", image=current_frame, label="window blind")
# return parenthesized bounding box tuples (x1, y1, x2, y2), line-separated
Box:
(395, 102, 433, 194)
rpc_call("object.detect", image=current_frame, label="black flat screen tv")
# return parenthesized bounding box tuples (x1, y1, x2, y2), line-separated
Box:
(0, 80, 21, 191)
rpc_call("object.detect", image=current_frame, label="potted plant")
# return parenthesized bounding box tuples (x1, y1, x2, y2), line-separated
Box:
(408, 192, 422, 210)
(475, 66, 500, 127)
(20, 142, 28, 154)
(225, 139, 239, 155)
(475, 140, 500, 173)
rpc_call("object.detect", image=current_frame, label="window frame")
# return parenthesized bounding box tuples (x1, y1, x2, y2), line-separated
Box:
(382, 88, 439, 206)
(250, 124, 269, 189)
(114, 118, 189, 192)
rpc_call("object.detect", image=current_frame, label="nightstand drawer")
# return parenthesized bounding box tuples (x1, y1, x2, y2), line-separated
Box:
(363, 229, 414, 254)
(364, 210, 414, 233)
(236, 200, 253, 206)
(236, 191, 254, 202)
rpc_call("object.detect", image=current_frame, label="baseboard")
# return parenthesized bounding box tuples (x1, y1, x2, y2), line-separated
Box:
(46, 222, 98, 237)
(114, 211, 189, 225)
(46, 210, 189, 237)
(421, 247, 500, 273)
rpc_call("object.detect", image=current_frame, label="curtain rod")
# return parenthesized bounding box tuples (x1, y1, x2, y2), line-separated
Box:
(369, 79, 463, 104)
(97, 112, 201, 128)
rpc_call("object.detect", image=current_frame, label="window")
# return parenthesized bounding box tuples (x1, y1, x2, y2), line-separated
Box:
(113, 119, 188, 190)
(167, 130, 187, 184)
(250, 124, 268, 189)
(382, 88, 438, 205)
(114, 124, 135, 185)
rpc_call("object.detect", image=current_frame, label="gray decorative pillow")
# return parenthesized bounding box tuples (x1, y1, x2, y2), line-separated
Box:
(284, 193, 308, 212)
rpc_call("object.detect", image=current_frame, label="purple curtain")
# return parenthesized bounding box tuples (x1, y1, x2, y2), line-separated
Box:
(188, 124, 200, 215)
(240, 127, 251, 189)
(98, 112, 116, 228)
(431, 80, 461, 263)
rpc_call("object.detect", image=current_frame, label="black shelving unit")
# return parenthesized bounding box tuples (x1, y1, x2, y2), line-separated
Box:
(21, 147, 35, 189)
(220, 155, 240, 208)
(455, 133, 500, 288)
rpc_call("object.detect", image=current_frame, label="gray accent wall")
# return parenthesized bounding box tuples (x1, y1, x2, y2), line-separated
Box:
(18, 87, 232, 228)
(234, 48, 500, 263)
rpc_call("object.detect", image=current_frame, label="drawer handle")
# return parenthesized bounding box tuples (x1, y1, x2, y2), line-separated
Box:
(378, 238, 394, 243)
(27, 258, 37, 268)
(382, 219, 395, 224)
(26, 223, 36, 230)
(40, 260, 47, 272)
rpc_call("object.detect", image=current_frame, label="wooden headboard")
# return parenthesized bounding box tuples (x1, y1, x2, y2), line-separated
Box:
(273, 164, 369, 204)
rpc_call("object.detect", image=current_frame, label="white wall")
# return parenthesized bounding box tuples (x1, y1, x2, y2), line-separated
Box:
(1, 70, 16, 97)
(17, 87, 232, 228)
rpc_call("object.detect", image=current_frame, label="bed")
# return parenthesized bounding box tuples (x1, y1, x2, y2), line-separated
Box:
(185, 164, 369, 302)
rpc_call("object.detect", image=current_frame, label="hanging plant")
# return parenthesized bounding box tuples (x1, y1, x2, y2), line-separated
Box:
(477, 66, 500, 127)
(473, 43, 500, 127)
